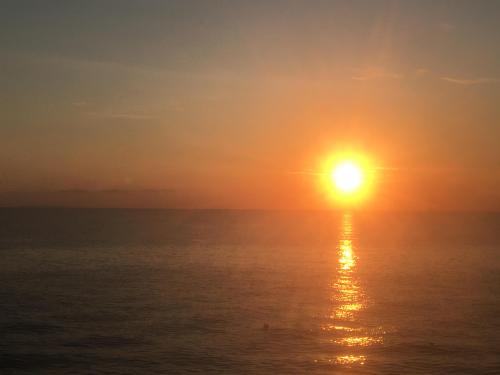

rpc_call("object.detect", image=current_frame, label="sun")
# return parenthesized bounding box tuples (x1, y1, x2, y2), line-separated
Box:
(316, 151, 374, 205)
(331, 161, 364, 194)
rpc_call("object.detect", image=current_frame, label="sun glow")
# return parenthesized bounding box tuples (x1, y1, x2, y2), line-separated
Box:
(316, 151, 375, 206)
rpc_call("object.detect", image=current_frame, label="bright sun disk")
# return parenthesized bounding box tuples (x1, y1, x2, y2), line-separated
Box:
(332, 161, 363, 193)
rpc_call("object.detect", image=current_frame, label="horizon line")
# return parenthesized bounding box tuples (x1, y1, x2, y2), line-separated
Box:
(1, 206, 500, 214)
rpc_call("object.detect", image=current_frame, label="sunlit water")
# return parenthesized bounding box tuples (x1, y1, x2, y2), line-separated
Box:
(0, 208, 499, 374)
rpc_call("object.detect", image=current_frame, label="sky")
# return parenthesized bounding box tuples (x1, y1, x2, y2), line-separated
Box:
(1, 0, 500, 210)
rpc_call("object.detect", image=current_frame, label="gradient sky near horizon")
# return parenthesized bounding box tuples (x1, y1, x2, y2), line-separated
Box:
(2, 0, 500, 210)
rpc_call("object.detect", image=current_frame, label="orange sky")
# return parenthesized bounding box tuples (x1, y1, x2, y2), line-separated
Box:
(2, 1, 500, 210)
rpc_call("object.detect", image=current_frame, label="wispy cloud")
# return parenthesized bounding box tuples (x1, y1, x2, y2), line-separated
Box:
(286, 166, 397, 175)
(415, 68, 429, 77)
(286, 170, 324, 176)
(55, 188, 174, 194)
(351, 67, 401, 81)
(439, 22, 455, 33)
(86, 111, 157, 120)
(441, 76, 500, 85)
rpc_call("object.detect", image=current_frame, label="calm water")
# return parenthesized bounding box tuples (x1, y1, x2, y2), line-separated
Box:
(0, 208, 499, 374)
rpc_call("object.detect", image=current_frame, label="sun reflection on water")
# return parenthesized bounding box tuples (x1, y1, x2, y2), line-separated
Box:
(320, 213, 383, 367)
(334, 355, 366, 365)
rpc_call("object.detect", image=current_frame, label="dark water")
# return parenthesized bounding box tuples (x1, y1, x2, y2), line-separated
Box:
(1, 208, 499, 374)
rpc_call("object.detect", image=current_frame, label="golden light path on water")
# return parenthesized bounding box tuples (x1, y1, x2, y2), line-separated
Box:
(320, 213, 384, 367)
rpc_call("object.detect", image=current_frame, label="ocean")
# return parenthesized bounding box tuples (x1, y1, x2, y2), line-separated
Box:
(0, 208, 499, 374)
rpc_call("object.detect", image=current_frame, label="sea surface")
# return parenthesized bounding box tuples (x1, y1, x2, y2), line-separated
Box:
(0, 208, 499, 374)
